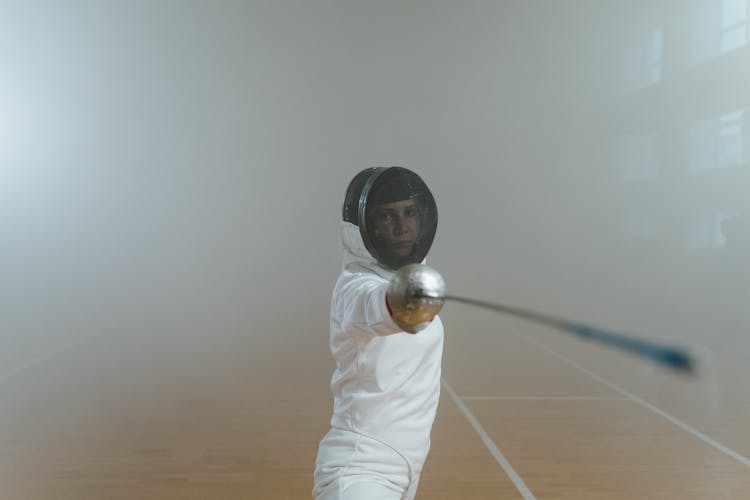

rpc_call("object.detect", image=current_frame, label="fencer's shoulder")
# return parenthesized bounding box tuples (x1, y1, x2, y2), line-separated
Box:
(332, 270, 387, 303)
(336, 269, 388, 287)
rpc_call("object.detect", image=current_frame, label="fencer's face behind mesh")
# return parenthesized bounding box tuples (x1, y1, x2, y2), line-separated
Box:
(372, 199, 421, 265)
(342, 166, 437, 271)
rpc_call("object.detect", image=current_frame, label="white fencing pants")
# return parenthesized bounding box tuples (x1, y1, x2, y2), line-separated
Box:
(313, 427, 420, 500)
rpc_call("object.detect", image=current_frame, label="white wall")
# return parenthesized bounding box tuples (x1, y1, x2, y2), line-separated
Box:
(2, 1, 748, 372)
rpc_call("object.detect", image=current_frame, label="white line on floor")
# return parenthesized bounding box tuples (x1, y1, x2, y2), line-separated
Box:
(513, 330, 750, 468)
(461, 395, 629, 401)
(442, 376, 536, 499)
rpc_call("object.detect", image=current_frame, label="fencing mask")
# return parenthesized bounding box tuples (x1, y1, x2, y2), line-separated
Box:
(343, 167, 437, 271)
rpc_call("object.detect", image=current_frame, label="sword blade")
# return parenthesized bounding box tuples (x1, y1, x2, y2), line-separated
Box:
(443, 294, 694, 374)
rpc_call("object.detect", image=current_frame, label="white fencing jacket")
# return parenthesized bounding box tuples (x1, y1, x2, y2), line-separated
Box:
(327, 222, 444, 475)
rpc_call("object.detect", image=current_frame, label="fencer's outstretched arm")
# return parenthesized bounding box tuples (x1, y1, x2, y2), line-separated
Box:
(334, 264, 445, 336)
(386, 264, 446, 333)
(334, 273, 405, 336)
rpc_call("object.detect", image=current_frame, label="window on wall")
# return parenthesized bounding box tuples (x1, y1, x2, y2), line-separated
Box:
(692, 0, 748, 63)
(721, 0, 748, 53)
(646, 28, 663, 85)
(718, 110, 745, 166)
(690, 109, 748, 170)
(622, 25, 663, 92)
(687, 211, 740, 251)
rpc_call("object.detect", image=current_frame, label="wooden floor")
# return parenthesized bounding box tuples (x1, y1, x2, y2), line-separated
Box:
(2, 307, 749, 499)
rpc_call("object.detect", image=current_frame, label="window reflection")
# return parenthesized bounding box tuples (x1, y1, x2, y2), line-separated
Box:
(721, 0, 748, 53)
(718, 110, 745, 166)
(622, 25, 663, 91)
(646, 28, 663, 85)
(688, 211, 740, 251)
(690, 109, 747, 170)
(693, 0, 748, 63)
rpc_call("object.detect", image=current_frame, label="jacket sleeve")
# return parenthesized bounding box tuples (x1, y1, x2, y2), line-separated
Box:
(335, 272, 403, 336)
